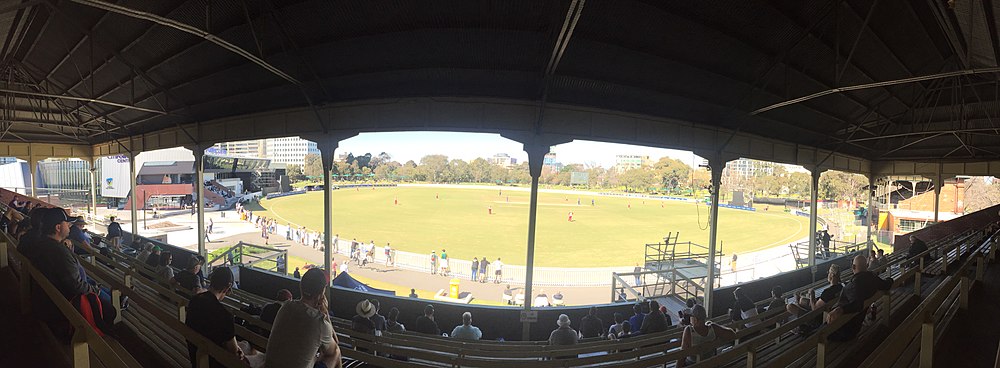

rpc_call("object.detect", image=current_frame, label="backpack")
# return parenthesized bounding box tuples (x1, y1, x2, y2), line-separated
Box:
(71, 292, 115, 336)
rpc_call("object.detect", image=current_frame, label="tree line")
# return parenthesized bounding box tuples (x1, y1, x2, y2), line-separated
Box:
(286, 153, 873, 200)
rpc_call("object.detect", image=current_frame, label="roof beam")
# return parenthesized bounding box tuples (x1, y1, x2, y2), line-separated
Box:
(752, 67, 1000, 115)
(0, 87, 164, 114)
(70, 0, 301, 85)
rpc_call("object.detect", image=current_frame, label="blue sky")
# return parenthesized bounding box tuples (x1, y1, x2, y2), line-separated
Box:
(335, 131, 701, 168)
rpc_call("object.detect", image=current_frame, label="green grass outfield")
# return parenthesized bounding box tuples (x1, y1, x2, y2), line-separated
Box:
(248, 185, 809, 267)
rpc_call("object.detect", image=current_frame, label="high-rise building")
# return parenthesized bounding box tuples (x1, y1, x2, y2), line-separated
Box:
(543, 152, 557, 167)
(214, 137, 319, 166)
(614, 154, 650, 172)
(265, 137, 319, 166)
(213, 140, 264, 158)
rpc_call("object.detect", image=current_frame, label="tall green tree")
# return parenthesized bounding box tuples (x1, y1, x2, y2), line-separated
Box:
(303, 153, 323, 178)
(419, 155, 449, 182)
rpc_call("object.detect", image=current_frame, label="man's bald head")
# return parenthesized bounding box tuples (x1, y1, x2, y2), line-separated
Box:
(853, 255, 869, 273)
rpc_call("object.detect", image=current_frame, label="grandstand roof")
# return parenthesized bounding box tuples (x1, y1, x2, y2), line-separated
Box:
(1, 0, 999, 172)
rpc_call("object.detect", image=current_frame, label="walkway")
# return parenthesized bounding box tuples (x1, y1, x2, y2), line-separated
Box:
(934, 262, 1000, 367)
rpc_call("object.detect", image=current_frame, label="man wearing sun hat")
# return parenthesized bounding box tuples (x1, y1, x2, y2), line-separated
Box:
(548, 314, 579, 346)
(265, 268, 342, 368)
(351, 299, 377, 334)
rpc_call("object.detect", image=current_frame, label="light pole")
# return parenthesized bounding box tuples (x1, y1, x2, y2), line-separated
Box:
(142, 189, 147, 230)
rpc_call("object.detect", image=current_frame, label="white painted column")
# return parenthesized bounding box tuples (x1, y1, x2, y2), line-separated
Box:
(194, 150, 207, 259)
(704, 158, 724, 314)
(29, 158, 38, 197)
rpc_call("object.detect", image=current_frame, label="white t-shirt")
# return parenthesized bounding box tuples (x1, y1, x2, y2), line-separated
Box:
(264, 301, 334, 368)
(494, 260, 503, 271)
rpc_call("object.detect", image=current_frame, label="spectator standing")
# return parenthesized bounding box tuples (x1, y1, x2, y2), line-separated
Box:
(106, 216, 123, 250)
(479, 257, 489, 283)
(826, 256, 892, 341)
(493, 257, 504, 283)
(384, 243, 393, 266)
(264, 268, 342, 368)
(414, 304, 441, 335)
(293, 267, 301, 279)
(408, 288, 418, 298)
(429, 251, 438, 275)
(471, 258, 479, 282)
(677, 305, 737, 367)
(548, 314, 579, 346)
(633, 263, 642, 286)
(450, 312, 483, 340)
(185, 267, 244, 368)
(440, 249, 449, 276)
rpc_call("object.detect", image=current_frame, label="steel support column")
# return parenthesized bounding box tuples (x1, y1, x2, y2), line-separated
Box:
(129, 151, 138, 236)
(89, 158, 98, 216)
(704, 158, 725, 314)
(319, 141, 338, 284)
(867, 175, 875, 255)
(520, 143, 549, 341)
(933, 172, 943, 223)
(809, 168, 825, 281)
(194, 150, 206, 259)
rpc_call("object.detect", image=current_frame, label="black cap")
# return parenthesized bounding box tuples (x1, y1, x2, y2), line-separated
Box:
(39, 208, 71, 228)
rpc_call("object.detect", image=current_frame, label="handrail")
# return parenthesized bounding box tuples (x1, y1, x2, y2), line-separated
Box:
(859, 232, 996, 367)
(0, 236, 139, 368)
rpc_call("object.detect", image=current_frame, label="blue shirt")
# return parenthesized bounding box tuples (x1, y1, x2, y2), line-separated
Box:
(451, 325, 482, 340)
(69, 226, 90, 245)
(628, 313, 646, 333)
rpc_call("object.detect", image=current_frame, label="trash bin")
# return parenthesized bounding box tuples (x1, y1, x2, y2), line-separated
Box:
(449, 278, 460, 299)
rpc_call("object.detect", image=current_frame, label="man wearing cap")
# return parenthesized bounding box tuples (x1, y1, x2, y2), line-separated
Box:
(265, 268, 342, 368)
(186, 267, 244, 367)
(68, 216, 95, 255)
(106, 216, 122, 250)
(24, 208, 99, 318)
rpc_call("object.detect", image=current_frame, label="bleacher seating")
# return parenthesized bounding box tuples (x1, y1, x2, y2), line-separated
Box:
(3, 190, 1000, 368)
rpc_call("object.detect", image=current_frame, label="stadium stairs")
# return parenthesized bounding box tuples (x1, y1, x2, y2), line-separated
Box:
(4, 189, 1000, 367)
